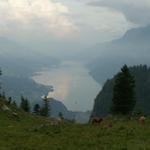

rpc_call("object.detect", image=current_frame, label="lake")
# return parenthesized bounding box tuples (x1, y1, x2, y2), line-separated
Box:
(32, 61, 101, 112)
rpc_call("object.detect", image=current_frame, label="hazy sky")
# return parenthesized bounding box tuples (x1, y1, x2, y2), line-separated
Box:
(0, 0, 139, 44)
(0, 0, 149, 54)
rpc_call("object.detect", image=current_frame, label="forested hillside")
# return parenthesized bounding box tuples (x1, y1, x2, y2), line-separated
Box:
(92, 65, 150, 117)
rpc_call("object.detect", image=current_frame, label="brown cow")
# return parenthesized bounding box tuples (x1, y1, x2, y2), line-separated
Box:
(50, 117, 63, 126)
(91, 117, 103, 125)
(139, 116, 146, 124)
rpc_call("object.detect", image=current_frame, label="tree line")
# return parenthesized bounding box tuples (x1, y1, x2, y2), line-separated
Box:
(111, 65, 136, 115)
(0, 68, 51, 117)
(92, 64, 150, 117)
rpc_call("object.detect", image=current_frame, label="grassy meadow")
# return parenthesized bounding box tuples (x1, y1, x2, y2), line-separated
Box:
(0, 108, 150, 150)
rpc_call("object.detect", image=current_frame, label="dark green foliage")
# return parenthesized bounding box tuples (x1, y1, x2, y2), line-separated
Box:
(20, 95, 30, 112)
(0, 68, 2, 76)
(0, 68, 3, 97)
(111, 65, 136, 115)
(58, 112, 64, 120)
(92, 65, 150, 117)
(129, 65, 150, 114)
(33, 104, 41, 115)
(40, 96, 50, 117)
(92, 79, 114, 117)
(2, 92, 6, 99)
(0, 68, 2, 93)
(12, 101, 17, 107)
(8, 97, 12, 104)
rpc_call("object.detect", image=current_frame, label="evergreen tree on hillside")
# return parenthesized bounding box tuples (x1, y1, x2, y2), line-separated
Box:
(2, 92, 6, 99)
(58, 112, 64, 120)
(20, 96, 30, 112)
(24, 98, 30, 112)
(112, 65, 136, 115)
(0, 69, 2, 96)
(12, 101, 17, 107)
(0, 68, 2, 76)
(33, 104, 41, 115)
(40, 96, 50, 117)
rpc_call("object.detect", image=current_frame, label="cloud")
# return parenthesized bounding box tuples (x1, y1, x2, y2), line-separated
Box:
(0, 0, 78, 38)
(71, 6, 132, 44)
(0, 0, 138, 49)
(87, 0, 150, 26)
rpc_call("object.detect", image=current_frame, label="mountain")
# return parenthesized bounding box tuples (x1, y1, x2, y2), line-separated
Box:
(88, 25, 150, 84)
(48, 98, 74, 119)
(1, 76, 90, 123)
(0, 37, 91, 123)
(0, 37, 60, 77)
(48, 98, 91, 123)
(2, 76, 52, 104)
(92, 65, 150, 117)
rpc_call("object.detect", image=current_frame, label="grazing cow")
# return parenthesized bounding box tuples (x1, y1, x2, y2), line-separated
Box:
(139, 116, 146, 124)
(50, 117, 63, 126)
(91, 117, 103, 125)
(12, 112, 20, 121)
(108, 123, 113, 128)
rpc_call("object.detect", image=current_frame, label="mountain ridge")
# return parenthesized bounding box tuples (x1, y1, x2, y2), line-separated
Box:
(88, 25, 150, 84)
(92, 65, 150, 117)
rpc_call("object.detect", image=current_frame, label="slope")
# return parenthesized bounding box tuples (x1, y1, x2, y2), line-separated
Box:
(88, 25, 150, 84)
(92, 65, 150, 117)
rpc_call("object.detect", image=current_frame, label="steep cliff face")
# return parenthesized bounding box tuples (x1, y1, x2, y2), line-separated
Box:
(92, 65, 150, 117)
(92, 79, 114, 117)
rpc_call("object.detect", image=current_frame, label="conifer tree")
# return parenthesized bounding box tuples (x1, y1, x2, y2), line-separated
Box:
(8, 97, 12, 104)
(24, 98, 30, 112)
(0, 69, 2, 77)
(20, 96, 30, 112)
(33, 104, 41, 115)
(58, 112, 64, 120)
(20, 95, 25, 109)
(40, 96, 50, 117)
(12, 101, 17, 107)
(112, 65, 136, 115)
(0, 69, 2, 97)
(2, 92, 6, 99)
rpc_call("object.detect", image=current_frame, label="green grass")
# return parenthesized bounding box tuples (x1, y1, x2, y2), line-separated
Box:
(0, 97, 149, 150)
(0, 109, 150, 150)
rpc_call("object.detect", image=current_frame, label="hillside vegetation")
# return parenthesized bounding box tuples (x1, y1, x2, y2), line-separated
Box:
(92, 65, 150, 117)
(0, 97, 150, 150)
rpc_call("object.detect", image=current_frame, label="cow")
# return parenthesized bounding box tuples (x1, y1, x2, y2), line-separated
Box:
(50, 117, 63, 126)
(139, 116, 146, 124)
(91, 117, 103, 125)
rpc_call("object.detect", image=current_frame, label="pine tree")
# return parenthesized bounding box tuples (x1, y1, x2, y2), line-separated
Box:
(12, 101, 17, 107)
(20, 95, 25, 109)
(2, 92, 6, 99)
(33, 104, 41, 115)
(20, 96, 30, 112)
(0, 68, 2, 94)
(58, 112, 64, 120)
(0, 69, 2, 76)
(40, 96, 50, 117)
(111, 65, 136, 115)
(8, 97, 12, 104)
(24, 98, 30, 112)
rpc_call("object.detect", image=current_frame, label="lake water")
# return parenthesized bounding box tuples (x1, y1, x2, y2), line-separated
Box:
(32, 61, 101, 112)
